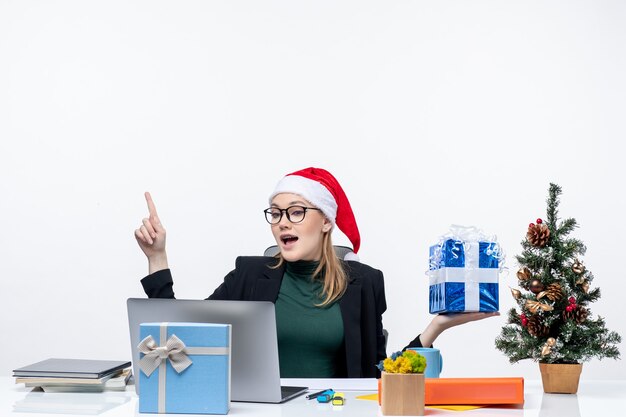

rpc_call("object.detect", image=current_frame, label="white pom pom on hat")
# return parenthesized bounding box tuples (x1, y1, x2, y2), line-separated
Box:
(269, 167, 361, 254)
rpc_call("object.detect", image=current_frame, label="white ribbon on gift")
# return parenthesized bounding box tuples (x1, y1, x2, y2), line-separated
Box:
(428, 225, 502, 312)
(138, 322, 229, 414)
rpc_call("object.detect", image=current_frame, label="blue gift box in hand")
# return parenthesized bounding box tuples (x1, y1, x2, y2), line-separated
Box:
(427, 226, 503, 314)
(138, 322, 231, 414)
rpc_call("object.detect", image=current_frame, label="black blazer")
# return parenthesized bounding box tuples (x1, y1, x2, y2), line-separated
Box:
(141, 256, 423, 378)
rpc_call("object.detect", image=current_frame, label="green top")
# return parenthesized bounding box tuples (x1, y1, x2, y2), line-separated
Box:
(275, 260, 345, 378)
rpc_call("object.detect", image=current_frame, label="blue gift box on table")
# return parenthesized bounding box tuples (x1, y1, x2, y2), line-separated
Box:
(428, 237, 501, 314)
(138, 322, 231, 414)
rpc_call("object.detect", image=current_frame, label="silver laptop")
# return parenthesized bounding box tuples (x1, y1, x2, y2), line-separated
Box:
(126, 298, 308, 403)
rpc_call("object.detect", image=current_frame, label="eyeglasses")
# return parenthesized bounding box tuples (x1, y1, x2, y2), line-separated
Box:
(263, 206, 322, 224)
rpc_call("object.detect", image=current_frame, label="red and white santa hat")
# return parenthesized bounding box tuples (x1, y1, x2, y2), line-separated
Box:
(269, 167, 361, 254)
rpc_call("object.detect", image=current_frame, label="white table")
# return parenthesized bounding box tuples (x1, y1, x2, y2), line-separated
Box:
(1, 377, 624, 416)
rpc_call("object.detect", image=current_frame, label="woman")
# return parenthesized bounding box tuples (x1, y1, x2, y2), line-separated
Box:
(135, 167, 497, 378)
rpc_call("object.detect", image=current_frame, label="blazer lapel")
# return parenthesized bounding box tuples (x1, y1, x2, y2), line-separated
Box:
(251, 261, 285, 302)
(339, 280, 362, 377)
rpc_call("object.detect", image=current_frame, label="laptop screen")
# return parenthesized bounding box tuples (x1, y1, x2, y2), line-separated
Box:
(127, 298, 306, 403)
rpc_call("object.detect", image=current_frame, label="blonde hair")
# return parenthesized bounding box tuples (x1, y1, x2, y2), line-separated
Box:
(273, 231, 348, 307)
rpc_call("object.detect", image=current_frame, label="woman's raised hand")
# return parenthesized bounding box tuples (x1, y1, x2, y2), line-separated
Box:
(134, 192, 169, 273)
(419, 312, 500, 347)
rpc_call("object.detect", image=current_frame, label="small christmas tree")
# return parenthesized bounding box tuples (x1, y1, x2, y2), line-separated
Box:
(495, 183, 621, 364)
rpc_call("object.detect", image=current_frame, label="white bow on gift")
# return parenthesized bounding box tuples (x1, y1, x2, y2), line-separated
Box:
(437, 224, 505, 267)
(138, 334, 193, 376)
(447, 224, 484, 242)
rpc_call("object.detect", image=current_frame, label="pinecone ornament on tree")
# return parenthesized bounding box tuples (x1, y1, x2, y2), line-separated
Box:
(527, 315, 549, 337)
(563, 307, 589, 324)
(538, 283, 564, 302)
(527, 223, 550, 247)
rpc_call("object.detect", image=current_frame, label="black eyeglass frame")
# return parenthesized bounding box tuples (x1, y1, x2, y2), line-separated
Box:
(263, 205, 322, 224)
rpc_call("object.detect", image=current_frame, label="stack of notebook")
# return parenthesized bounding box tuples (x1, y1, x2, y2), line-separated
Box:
(13, 358, 132, 393)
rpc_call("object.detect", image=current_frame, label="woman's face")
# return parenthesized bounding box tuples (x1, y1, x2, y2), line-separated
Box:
(270, 193, 332, 262)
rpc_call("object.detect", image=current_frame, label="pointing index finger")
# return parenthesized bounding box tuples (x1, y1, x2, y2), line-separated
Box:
(145, 192, 159, 218)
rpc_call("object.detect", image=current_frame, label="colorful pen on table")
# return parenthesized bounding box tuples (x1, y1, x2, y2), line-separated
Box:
(306, 389, 333, 400)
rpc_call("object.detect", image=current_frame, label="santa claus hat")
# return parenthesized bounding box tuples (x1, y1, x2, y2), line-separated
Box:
(269, 167, 361, 254)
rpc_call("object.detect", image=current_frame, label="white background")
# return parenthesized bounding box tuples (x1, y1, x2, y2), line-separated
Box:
(1, 0, 624, 380)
